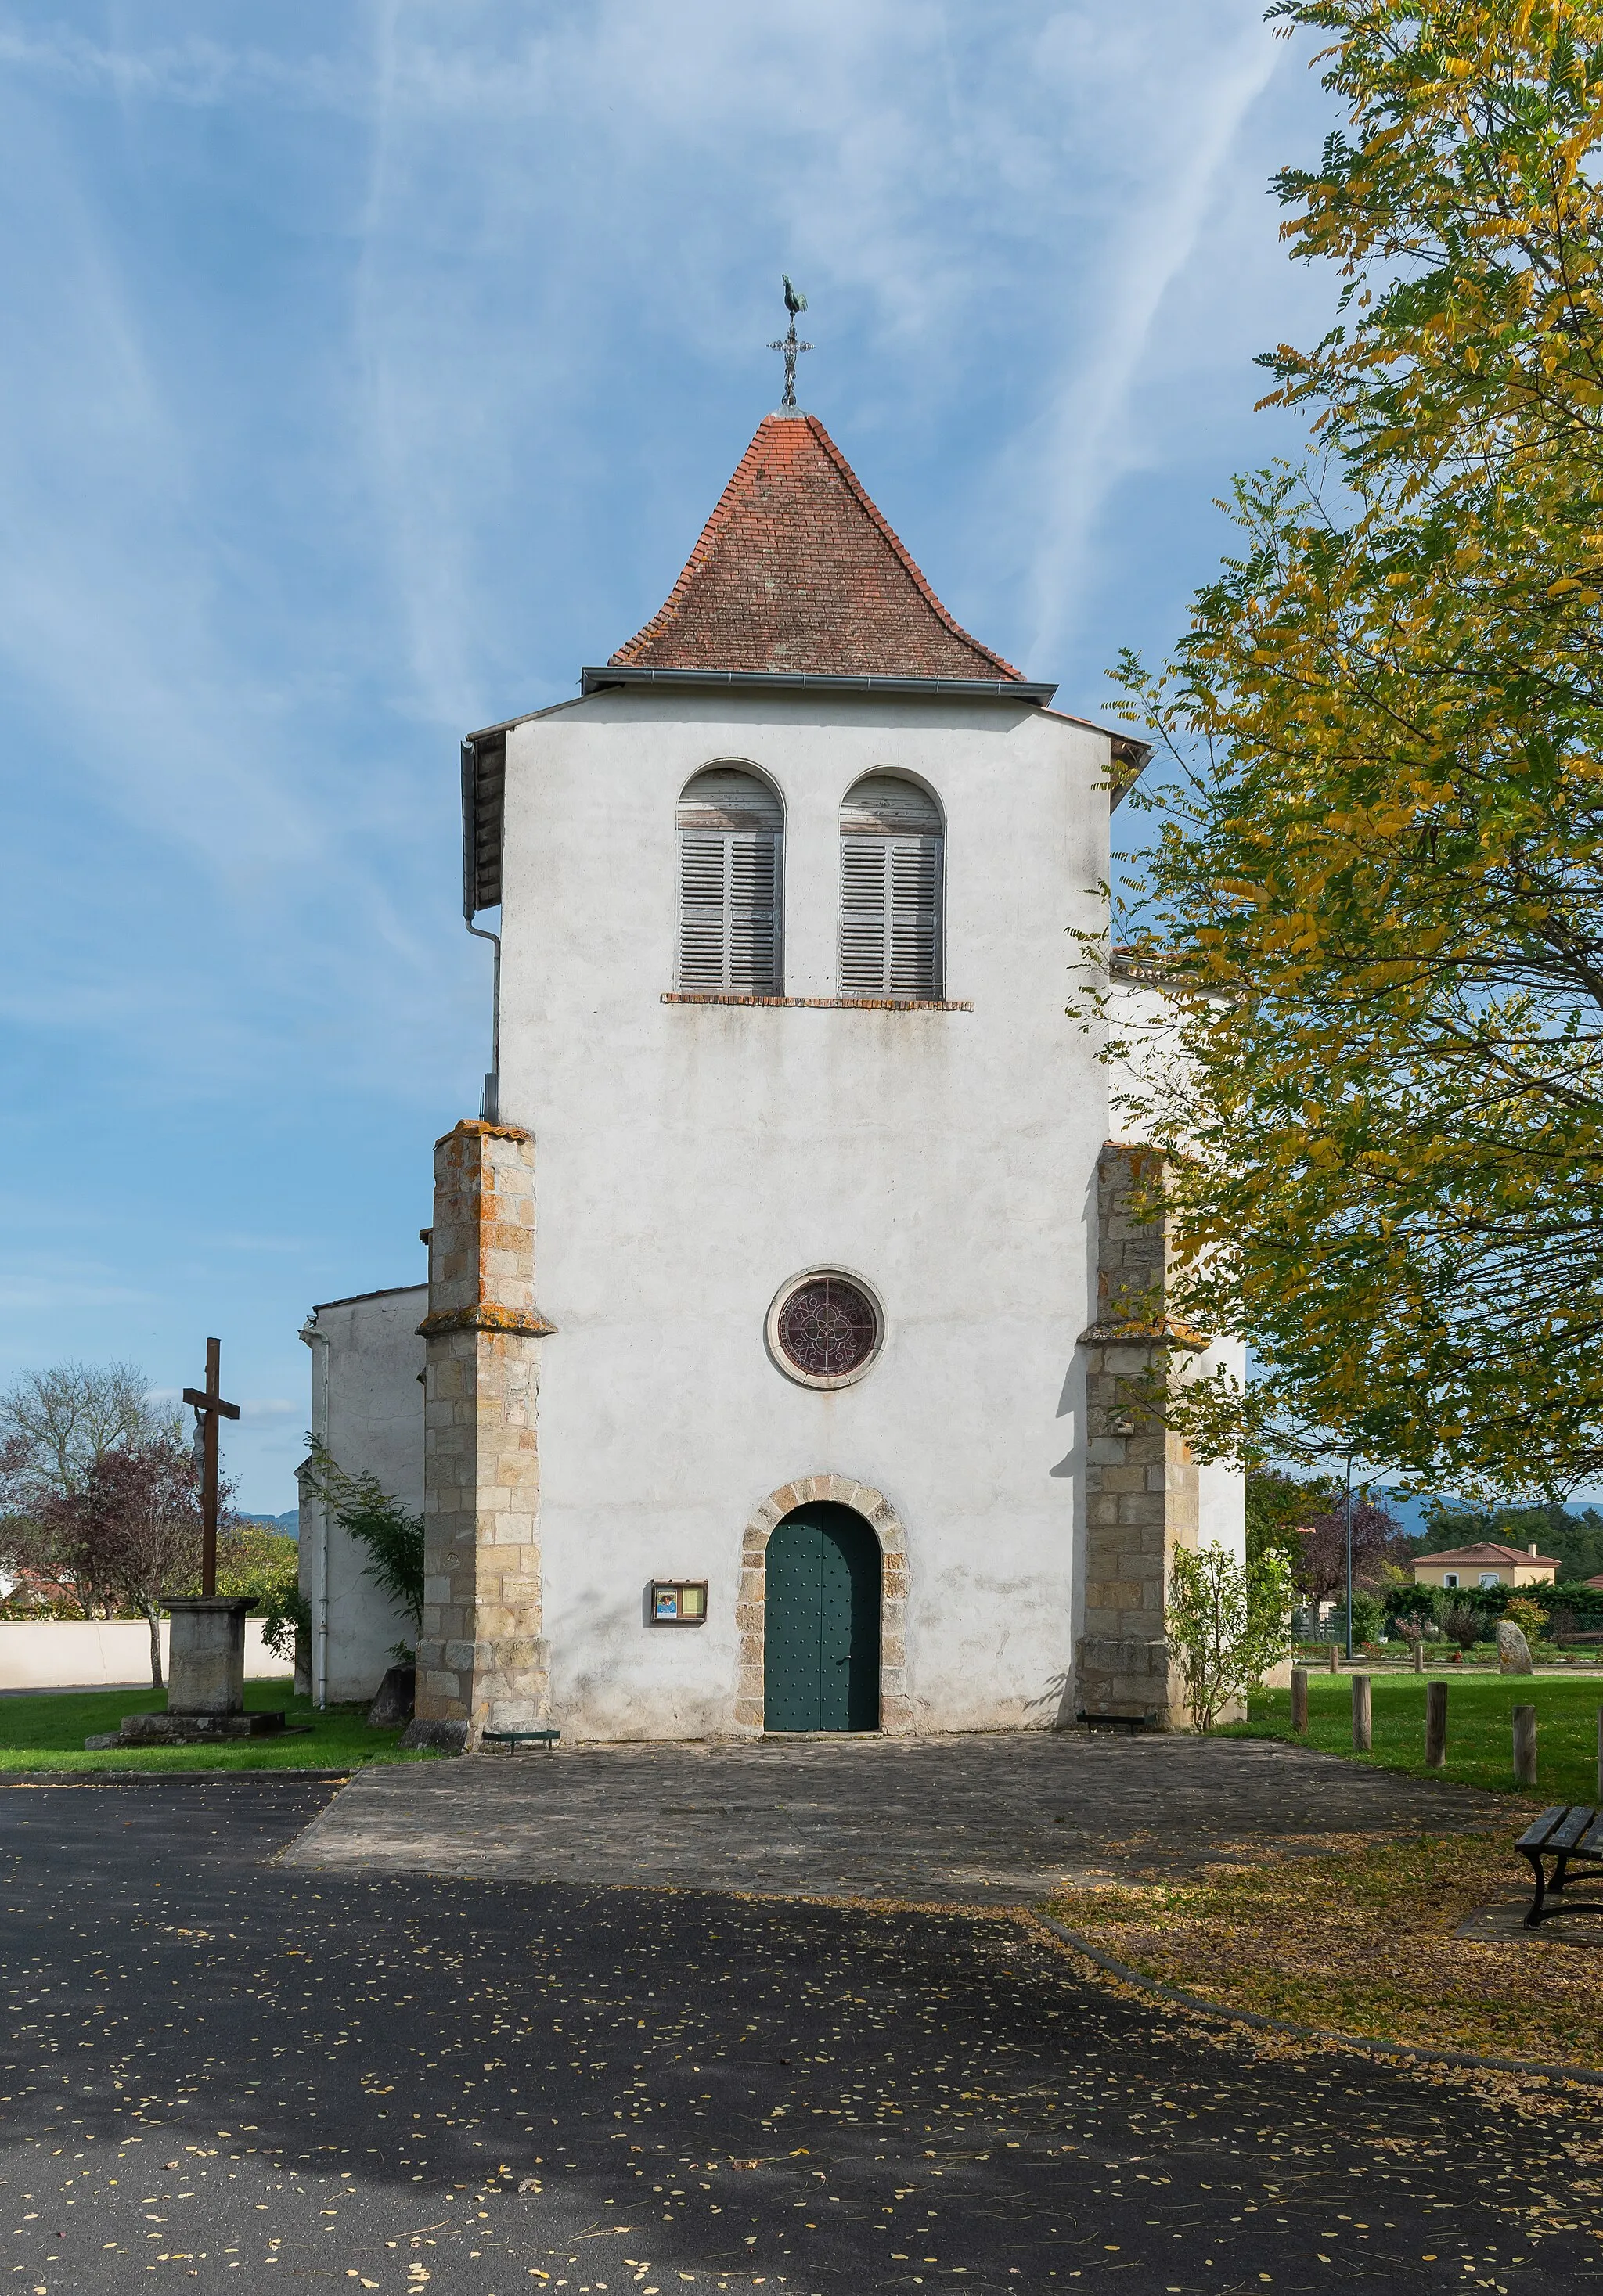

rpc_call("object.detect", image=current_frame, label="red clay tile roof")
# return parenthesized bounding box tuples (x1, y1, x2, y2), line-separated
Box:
(611, 412, 1022, 680)
(1411, 1541, 1562, 1570)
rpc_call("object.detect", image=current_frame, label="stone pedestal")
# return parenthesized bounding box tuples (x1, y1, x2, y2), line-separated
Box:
(100, 1596, 286, 1747)
(1075, 1143, 1205, 1730)
(405, 1119, 555, 1755)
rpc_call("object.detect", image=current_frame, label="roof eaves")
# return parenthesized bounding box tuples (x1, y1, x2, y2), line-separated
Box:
(579, 664, 1056, 704)
(309, 1283, 428, 1315)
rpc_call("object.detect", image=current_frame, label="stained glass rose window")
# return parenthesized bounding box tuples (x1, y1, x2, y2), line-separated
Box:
(773, 1274, 881, 1383)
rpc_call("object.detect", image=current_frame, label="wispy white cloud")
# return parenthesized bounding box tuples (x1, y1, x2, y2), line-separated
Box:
(0, 23, 355, 110)
(0, 1269, 159, 1312)
(1021, 14, 1284, 668)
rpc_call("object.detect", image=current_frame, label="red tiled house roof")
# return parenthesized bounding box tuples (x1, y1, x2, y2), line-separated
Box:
(611, 412, 1022, 681)
(1414, 1541, 1562, 1569)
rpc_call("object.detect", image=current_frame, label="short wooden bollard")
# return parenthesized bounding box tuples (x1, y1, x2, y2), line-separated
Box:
(1425, 1680, 1447, 1769)
(1328, 1643, 1340, 1674)
(1598, 1708, 1603, 1805)
(1413, 1642, 1425, 1673)
(1290, 1668, 1309, 1732)
(1513, 1703, 1538, 1789)
(1352, 1672, 1372, 1751)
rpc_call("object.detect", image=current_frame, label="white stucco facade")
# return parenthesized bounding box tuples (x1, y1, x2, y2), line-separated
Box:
(488, 686, 1111, 1736)
(298, 1286, 425, 1704)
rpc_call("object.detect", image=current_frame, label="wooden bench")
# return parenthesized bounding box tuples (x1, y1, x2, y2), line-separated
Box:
(481, 1729, 561, 1754)
(1516, 1805, 1603, 1927)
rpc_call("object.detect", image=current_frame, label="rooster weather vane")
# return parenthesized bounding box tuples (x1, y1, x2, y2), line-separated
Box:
(769, 276, 812, 411)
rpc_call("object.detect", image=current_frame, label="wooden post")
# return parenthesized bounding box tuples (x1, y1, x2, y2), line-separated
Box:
(1425, 1680, 1447, 1769)
(1352, 1672, 1372, 1751)
(1597, 1708, 1603, 1805)
(1413, 1641, 1425, 1674)
(1327, 1643, 1340, 1674)
(1513, 1703, 1538, 1789)
(1290, 1668, 1309, 1732)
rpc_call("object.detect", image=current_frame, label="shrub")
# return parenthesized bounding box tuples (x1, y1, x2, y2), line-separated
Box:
(303, 1441, 423, 1647)
(1440, 1604, 1482, 1653)
(1166, 1545, 1294, 1732)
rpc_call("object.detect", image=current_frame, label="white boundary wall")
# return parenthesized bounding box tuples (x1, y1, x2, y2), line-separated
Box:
(0, 1620, 292, 1690)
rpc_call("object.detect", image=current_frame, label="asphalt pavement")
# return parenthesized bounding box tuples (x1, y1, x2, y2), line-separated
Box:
(2, 1769, 1600, 2295)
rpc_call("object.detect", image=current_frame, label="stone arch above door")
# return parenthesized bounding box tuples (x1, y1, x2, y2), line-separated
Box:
(736, 1474, 913, 1735)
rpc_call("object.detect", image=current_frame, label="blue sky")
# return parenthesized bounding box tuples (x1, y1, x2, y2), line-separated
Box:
(0, 2, 1342, 1510)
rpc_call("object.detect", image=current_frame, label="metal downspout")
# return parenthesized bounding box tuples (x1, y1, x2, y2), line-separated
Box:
(467, 917, 501, 1121)
(299, 1315, 331, 1709)
(462, 733, 503, 1122)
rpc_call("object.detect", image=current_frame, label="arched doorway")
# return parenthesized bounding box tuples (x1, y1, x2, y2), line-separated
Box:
(763, 1502, 882, 1732)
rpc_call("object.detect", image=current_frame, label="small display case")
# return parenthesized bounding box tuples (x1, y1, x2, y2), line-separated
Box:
(650, 1580, 708, 1626)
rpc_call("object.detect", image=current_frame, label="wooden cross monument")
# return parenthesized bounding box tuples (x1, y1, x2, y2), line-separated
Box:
(183, 1337, 240, 1597)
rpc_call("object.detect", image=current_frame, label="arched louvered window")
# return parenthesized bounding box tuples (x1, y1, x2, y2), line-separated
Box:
(839, 773, 944, 1000)
(676, 765, 783, 995)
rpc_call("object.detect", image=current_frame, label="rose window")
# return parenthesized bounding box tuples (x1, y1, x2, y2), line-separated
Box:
(774, 1275, 880, 1380)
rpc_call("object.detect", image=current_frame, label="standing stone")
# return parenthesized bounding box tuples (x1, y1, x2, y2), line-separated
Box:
(1497, 1619, 1533, 1675)
(366, 1664, 416, 1729)
(405, 1119, 556, 1754)
(1075, 1143, 1205, 1730)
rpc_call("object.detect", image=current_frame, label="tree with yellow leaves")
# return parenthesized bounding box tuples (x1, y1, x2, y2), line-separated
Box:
(1109, 0, 1603, 1491)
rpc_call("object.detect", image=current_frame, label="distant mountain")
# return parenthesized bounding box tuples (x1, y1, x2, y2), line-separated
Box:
(1385, 1491, 1603, 1582)
(236, 1510, 299, 1538)
(1377, 1489, 1435, 1539)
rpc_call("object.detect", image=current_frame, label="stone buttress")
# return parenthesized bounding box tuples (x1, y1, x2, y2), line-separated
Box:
(407, 1119, 556, 1753)
(1075, 1143, 1205, 1729)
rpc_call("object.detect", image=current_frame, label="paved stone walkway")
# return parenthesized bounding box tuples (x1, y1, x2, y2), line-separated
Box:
(283, 1731, 1508, 1902)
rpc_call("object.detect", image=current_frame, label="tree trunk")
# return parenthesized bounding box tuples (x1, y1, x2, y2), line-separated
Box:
(145, 1603, 164, 1692)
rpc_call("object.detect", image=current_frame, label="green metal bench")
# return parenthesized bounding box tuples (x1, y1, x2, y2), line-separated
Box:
(1516, 1805, 1603, 1927)
(481, 1728, 561, 1754)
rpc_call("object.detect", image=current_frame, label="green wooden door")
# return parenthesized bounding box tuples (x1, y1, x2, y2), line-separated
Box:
(763, 1504, 881, 1732)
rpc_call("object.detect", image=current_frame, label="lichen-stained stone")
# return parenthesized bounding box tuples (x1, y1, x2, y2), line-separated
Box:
(412, 1120, 554, 1751)
(1075, 1144, 1210, 1730)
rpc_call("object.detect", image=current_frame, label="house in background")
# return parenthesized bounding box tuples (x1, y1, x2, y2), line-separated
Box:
(1410, 1541, 1560, 1592)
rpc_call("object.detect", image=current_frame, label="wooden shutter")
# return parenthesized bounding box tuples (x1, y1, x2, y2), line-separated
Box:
(888, 837, 942, 995)
(840, 773, 943, 999)
(676, 767, 783, 993)
(840, 839, 888, 995)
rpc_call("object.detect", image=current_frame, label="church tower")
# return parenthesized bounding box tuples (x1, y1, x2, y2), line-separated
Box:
(403, 387, 1227, 1748)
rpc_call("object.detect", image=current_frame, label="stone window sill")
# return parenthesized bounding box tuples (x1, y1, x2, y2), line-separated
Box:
(662, 992, 972, 1012)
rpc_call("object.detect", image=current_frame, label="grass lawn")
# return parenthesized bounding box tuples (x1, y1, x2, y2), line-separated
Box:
(1043, 1675, 1603, 2069)
(0, 1679, 441, 1771)
(1043, 1830, 1603, 2070)
(1225, 1671, 1603, 1803)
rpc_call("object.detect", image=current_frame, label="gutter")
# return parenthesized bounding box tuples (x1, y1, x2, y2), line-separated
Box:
(578, 664, 1059, 704)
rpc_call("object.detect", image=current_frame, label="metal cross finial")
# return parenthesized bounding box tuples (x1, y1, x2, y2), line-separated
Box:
(768, 275, 812, 411)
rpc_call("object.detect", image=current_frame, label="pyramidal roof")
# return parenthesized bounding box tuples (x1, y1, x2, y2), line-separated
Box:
(609, 412, 1024, 682)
